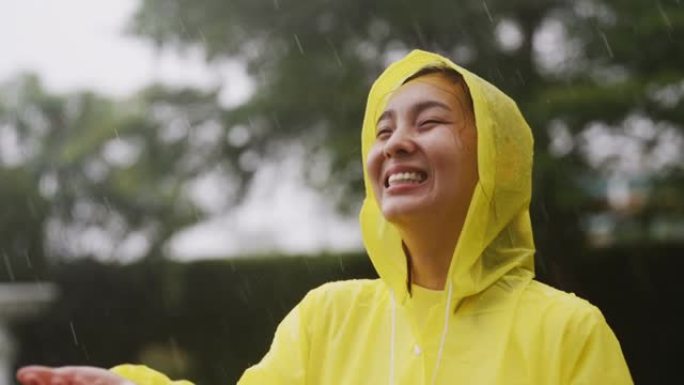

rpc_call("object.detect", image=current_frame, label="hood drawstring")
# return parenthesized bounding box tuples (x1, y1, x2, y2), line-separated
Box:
(431, 281, 453, 385)
(389, 291, 397, 385)
(388, 281, 454, 385)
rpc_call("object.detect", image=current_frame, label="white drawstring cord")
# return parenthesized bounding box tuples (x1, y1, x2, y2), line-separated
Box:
(389, 291, 397, 385)
(388, 281, 453, 385)
(430, 280, 453, 385)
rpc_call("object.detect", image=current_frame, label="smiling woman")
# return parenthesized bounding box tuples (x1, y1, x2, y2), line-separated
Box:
(366, 69, 478, 290)
(369, 70, 477, 219)
(16, 50, 633, 385)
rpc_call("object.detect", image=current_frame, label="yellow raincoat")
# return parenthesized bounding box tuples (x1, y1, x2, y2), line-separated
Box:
(113, 50, 633, 385)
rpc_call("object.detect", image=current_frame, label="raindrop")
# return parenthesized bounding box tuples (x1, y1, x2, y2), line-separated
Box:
(2, 252, 14, 281)
(326, 38, 343, 68)
(515, 69, 525, 85)
(81, 344, 91, 361)
(271, 114, 282, 131)
(24, 250, 32, 269)
(412, 22, 426, 47)
(237, 280, 251, 303)
(103, 197, 113, 212)
(494, 67, 504, 82)
(178, 17, 189, 37)
(657, 2, 673, 32)
(69, 321, 79, 346)
(482, 0, 494, 23)
(598, 30, 614, 58)
(294, 34, 305, 55)
(168, 337, 184, 370)
(183, 117, 192, 131)
(540, 201, 550, 222)
(198, 28, 208, 46)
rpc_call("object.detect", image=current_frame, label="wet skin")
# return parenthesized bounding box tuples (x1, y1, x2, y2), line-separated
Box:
(16, 366, 130, 385)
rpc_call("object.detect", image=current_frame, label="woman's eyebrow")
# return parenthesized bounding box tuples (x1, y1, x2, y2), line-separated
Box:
(376, 100, 451, 126)
(412, 100, 452, 115)
(376, 110, 394, 126)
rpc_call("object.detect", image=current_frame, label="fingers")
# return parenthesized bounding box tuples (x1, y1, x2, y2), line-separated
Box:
(17, 366, 128, 385)
(17, 366, 89, 385)
(17, 366, 57, 385)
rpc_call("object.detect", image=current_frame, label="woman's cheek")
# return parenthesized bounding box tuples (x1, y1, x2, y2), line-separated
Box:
(365, 148, 383, 192)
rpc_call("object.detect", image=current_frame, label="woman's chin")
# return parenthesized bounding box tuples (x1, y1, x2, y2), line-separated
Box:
(380, 201, 429, 224)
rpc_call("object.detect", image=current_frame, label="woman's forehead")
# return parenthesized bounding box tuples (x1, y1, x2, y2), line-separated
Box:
(379, 74, 469, 116)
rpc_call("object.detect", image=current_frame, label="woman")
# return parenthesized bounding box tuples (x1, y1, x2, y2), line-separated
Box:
(17, 49, 633, 385)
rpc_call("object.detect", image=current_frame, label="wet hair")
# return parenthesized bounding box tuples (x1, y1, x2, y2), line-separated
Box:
(402, 65, 474, 120)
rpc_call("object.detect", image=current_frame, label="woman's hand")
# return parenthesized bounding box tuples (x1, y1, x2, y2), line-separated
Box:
(17, 366, 133, 385)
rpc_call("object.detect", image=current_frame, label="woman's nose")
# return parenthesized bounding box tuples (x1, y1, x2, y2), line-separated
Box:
(383, 126, 416, 158)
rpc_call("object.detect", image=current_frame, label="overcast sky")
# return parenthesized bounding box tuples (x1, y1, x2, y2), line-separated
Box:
(0, 0, 362, 260)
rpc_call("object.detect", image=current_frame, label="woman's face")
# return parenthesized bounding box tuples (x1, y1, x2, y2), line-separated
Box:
(366, 73, 478, 225)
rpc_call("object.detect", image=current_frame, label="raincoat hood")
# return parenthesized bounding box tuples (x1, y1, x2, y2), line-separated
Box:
(360, 49, 535, 303)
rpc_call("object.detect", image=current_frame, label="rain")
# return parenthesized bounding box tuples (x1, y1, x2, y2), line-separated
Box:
(0, 0, 682, 384)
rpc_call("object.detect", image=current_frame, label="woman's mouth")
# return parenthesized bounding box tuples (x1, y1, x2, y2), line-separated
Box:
(385, 171, 427, 188)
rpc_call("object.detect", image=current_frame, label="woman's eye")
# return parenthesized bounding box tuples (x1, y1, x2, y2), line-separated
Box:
(376, 128, 392, 139)
(419, 119, 443, 128)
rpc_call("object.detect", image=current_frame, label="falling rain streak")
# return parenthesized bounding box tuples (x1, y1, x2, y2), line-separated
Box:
(482, 0, 494, 23)
(24, 250, 32, 269)
(198, 29, 208, 46)
(2, 252, 14, 281)
(69, 321, 79, 346)
(294, 34, 305, 55)
(327, 38, 343, 68)
(1, 2, 681, 383)
(657, 2, 673, 34)
(598, 30, 614, 58)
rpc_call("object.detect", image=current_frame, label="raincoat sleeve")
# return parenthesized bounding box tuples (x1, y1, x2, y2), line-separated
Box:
(237, 289, 315, 385)
(565, 307, 633, 385)
(110, 364, 193, 385)
(107, 290, 315, 385)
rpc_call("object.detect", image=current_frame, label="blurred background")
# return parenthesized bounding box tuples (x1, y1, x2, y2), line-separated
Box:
(1, 0, 682, 384)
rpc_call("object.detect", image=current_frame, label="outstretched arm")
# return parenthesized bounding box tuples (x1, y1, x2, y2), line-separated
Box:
(17, 290, 318, 385)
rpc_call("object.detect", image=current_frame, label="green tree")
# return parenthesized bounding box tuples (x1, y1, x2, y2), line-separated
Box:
(0, 75, 229, 262)
(2, 0, 682, 273)
(128, 0, 684, 280)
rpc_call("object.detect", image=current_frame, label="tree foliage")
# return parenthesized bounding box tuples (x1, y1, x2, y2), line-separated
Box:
(0, 75, 230, 264)
(128, 0, 684, 273)
(0, 0, 682, 271)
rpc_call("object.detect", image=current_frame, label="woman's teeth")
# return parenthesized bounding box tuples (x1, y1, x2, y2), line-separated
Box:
(388, 172, 425, 186)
